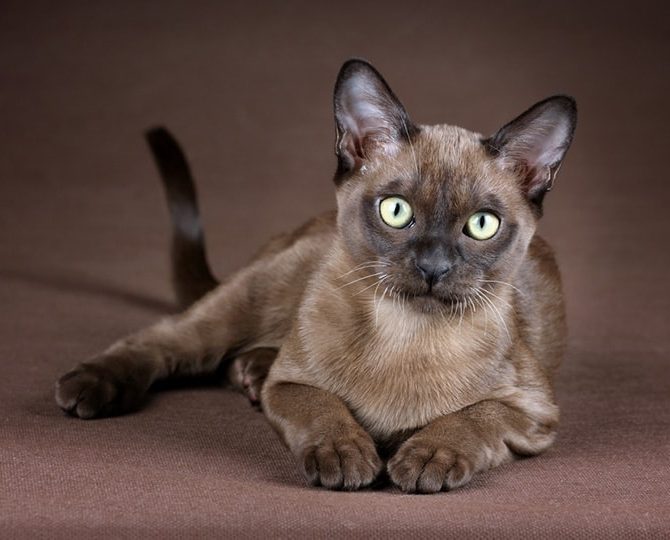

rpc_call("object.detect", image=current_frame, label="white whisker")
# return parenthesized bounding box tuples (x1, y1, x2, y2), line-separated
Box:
(375, 286, 389, 328)
(479, 279, 523, 295)
(471, 288, 490, 333)
(338, 260, 390, 279)
(336, 271, 387, 289)
(477, 289, 511, 341)
(353, 274, 390, 296)
(479, 286, 513, 310)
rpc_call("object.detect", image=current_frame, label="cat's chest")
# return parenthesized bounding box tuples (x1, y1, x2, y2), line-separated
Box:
(304, 300, 506, 437)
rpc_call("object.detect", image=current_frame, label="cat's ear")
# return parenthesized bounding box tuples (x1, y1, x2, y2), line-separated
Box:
(334, 59, 415, 175)
(484, 96, 577, 207)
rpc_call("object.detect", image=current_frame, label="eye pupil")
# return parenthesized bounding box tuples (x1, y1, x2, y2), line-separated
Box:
(478, 215, 486, 229)
(393, 203, 401, 217)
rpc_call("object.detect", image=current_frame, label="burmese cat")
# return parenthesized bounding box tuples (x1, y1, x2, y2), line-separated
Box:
(55, 59, 576, 493)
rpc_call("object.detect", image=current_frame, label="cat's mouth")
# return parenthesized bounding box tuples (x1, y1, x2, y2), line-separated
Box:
(408, 290, 465, 313)
(380, 272, 471, 313)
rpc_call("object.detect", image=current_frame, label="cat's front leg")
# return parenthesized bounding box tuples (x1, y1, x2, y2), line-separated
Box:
(387, 394, 559, 493)
(262, 381, 383, 490)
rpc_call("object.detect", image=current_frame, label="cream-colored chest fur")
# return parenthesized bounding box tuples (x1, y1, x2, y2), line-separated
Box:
(289, 294, 514, 439)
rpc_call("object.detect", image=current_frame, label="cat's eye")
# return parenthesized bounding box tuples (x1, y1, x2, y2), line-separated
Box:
(379, 196, 413, 229)
(465, 211, 500, 240)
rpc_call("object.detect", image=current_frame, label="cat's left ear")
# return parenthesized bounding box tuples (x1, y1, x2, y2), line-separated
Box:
(333, 59, 416, 176)
(484, 96, 577, 207)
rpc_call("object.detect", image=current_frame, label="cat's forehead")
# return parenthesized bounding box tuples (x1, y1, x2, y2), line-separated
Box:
(370, 124, 512, 207)
(414, 124, 490, 179)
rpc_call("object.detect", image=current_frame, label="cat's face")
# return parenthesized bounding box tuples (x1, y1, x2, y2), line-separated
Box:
(332, 60, 576, 313)
(336, 126, 536, 312)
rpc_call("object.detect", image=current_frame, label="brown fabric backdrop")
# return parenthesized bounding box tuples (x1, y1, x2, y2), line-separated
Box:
(1, 1, 668, 537)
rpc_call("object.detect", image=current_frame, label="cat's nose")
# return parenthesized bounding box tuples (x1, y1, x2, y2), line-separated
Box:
(415, 256, 451, 286)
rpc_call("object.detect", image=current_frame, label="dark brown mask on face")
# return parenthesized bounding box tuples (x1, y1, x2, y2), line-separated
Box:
(332, 60, 576, 313)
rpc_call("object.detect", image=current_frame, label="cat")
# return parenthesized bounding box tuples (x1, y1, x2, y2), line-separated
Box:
(55, 59, 576, 493)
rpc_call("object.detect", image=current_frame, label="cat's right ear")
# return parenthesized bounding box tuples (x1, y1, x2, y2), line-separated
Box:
(333, 59, 415, 176)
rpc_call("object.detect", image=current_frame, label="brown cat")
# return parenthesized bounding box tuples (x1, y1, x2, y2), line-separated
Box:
(55, 59, 576, 493)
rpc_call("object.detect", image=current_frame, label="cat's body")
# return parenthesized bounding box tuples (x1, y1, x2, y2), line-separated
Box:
(56, 60, 576, 493)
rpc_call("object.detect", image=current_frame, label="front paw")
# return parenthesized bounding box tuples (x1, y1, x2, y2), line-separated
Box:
(55, 362, 144, 419)
(388, 437, 483, 493)
(300, 427, 383, 490)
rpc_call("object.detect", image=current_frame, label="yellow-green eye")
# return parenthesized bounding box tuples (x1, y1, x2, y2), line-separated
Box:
(465, 211, 500, 240)
(379, 196, 413, 229)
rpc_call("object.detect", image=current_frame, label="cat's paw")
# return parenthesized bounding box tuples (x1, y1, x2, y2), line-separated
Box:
(388, 437, 480, 493)
(55, 362, 144, 419)
(227, 348, 276, 407)
(300, 427, 383, 490)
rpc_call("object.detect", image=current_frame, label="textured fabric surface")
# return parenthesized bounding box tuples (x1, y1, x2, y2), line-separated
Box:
(1, 1, 668, 538)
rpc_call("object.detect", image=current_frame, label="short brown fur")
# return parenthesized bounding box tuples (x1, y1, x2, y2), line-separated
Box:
(55, 60, 575, 493)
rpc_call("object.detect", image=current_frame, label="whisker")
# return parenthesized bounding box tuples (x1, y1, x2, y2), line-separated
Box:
(479, 286, 513, 310)
(479, 279, 523, 295)
(477, 289, 511, 341)
(370, 276, 385, 323)
(448, 300, 455, 322)
(336, 271, 387, 289)
(471, 288, 489, 333)
(338, 260, 390, 279)
(375, 286, 390, 328)
(352, 274, 390, 296)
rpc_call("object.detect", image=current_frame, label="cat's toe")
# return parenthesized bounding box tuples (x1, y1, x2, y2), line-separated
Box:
(227, 348, 276, 408)
(388, 438, 475, 493)
(301, 431, 382, 490)
(55, 363, 140, 419)
(55, 366, 115, 418)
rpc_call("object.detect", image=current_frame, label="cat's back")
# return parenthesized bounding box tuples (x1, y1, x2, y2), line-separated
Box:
(250, 210, 338, 261)
(230, 210, 338, 349)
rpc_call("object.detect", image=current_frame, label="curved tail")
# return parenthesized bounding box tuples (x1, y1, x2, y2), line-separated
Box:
(145, 127, 219, 309)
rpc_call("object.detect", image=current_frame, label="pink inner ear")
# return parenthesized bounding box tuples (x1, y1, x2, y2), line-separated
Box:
(340, 97, 399, 156)
(498, 109, 573, 197)
(515, 114, 571, 172)
(338, 130, 367, 168)
(336, 74, 408, 168)
(522, 164, 554, 199)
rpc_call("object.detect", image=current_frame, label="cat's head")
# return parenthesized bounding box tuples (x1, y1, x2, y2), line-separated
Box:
(332, 59, 576, 313)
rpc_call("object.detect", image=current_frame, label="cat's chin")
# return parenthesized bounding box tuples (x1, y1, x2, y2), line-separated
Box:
(408, 293, 456, 315)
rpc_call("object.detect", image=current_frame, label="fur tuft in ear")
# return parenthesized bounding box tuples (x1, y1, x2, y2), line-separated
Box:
(485, 96, 577, 207)
(334, 59, 415, 176)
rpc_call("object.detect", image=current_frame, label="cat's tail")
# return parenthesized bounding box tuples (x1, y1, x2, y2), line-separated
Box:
(145, 127, 219, 309)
